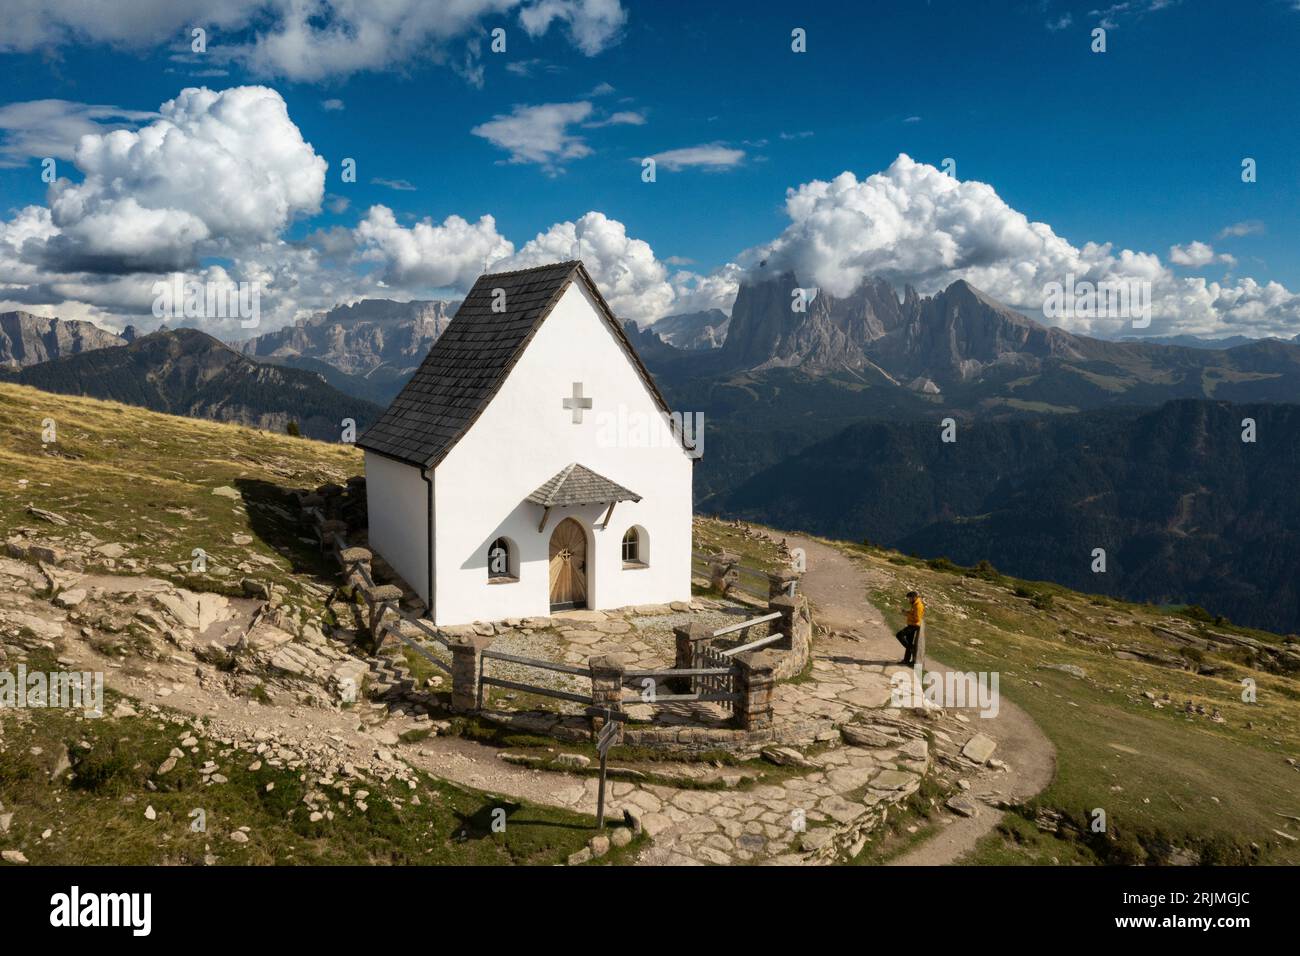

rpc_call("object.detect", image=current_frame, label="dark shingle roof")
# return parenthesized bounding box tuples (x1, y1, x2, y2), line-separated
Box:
(357, 260, 673, 469)
(526, 463, 641, 507)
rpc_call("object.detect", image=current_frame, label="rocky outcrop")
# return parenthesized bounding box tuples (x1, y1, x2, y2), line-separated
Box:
(236, 298, 455, 377)
(0, 312, 124, 369)
(719, 272, 1103, 384)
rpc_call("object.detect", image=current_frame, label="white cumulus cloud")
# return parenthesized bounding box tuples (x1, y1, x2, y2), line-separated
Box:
(36, 86, 325, 273)
(1169, 241, 1234, 268)
(496, 212, 675, 322)
(472, 101, 594, 173)
(354, 205, 515, 289)
(0, 1, 629, 83)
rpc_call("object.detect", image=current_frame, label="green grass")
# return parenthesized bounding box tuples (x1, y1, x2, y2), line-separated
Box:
(0, 382, 360, 613)
(962, 813, 1104, 866)
(0, 693, 638, 866)
(843, 540, 1300, 865)
(692, 516, 787, 573)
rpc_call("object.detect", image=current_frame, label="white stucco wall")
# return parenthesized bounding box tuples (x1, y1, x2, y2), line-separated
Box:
(362, 450, 430, 607)
(429, 280, 694, 626)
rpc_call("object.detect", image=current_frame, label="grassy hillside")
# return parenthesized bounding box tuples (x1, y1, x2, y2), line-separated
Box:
(0, 381, 361, 608)
(0, 384, 630, 867)
(848, 544, 1300, 864)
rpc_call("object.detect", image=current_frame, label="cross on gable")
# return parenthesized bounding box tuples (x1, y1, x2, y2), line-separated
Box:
(562, 381, 593, 423)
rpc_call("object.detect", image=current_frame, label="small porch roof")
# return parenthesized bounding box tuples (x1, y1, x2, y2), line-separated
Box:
(526, 463, 642, 508)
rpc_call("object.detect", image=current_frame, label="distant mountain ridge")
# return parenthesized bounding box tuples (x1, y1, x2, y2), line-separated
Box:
(716, 399, 1300, 634)
(671, 271, 1300, 409)
(722, 272, 1130, 384)
(0, 311, 125, 369)
(14, 327, 379, 441)
(648, 309, 730, 350)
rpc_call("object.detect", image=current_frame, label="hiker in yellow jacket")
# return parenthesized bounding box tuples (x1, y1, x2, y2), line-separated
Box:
(894, 591, 925, 667)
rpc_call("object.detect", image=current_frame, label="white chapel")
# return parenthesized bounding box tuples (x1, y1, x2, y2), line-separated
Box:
(358, 260, 695, 626)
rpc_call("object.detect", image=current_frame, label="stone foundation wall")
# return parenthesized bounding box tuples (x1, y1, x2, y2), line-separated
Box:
(484, 708, 840, 756)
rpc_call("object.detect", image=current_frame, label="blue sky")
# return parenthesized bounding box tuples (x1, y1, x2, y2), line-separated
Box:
(1, 0, 1298, 338)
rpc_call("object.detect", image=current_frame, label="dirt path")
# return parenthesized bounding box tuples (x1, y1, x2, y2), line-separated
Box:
(785, 534, 1056, 865)
(20, 543, 1054, 866)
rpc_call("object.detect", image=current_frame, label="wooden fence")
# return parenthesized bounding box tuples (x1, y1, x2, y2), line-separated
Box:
(477, 648, 594, 710)
(691, 549, 798, 600)
(297, 489, 790, 731)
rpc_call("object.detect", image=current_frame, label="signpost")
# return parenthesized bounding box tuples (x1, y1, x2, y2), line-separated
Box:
(594, 715, 618, 829)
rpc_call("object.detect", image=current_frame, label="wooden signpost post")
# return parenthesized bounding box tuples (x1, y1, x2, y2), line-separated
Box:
(594, 716, 619, 829)
(586, 705, 627, 830)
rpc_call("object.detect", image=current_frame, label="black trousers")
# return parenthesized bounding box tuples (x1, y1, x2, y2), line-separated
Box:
(895, 624, 920, 664)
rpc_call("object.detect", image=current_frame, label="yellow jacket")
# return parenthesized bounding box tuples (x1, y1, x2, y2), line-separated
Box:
(906, 597, 925, 626)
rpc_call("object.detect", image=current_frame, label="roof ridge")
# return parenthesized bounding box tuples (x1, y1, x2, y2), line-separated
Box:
(476, 260, 581, 281)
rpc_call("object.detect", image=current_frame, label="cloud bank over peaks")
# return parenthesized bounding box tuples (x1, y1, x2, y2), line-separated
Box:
(747, 153, 1300, 338)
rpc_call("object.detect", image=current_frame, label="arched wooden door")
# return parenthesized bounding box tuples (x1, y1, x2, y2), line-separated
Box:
(549, 517, 588, 610)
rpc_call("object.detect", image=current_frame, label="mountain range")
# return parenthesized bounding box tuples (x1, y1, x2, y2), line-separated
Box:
(705, 271, 1300, 405)
(235, 297, 455, 405)
(7, 327, 380, 441)
(8, 270, 1300, 630)
(1, 311, 126, 369)
(645, 308, 729, 349)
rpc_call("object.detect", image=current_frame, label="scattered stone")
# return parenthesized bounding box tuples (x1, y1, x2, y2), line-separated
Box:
(761, 745, 812, 768)
(1042, 663, 1087, 679)
(54, 588, 87, 608)
(144, 805, 157, 821)
(870, 769, 920, 791)
(1, 850, 28, 864)
(841, 724, 905, 749)
(946, 795, 979, 818)
(229, 831, 249, 844)
(961, 733, 998, 765)
(554, 753, 591, 770)
(26, 506, 69, 525)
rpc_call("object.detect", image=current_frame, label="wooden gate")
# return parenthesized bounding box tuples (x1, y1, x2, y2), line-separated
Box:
(691, 641, 737, 714)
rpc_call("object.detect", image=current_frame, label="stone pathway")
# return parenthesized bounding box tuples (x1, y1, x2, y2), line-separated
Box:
(784, 534, 1058, 866)
(298, 534, 1052, 865)
(2, 524, 1055, 867)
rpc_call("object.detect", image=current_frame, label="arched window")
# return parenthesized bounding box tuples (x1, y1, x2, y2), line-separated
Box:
(622, 527, 647, 568)
(488, 537, 516, 581)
